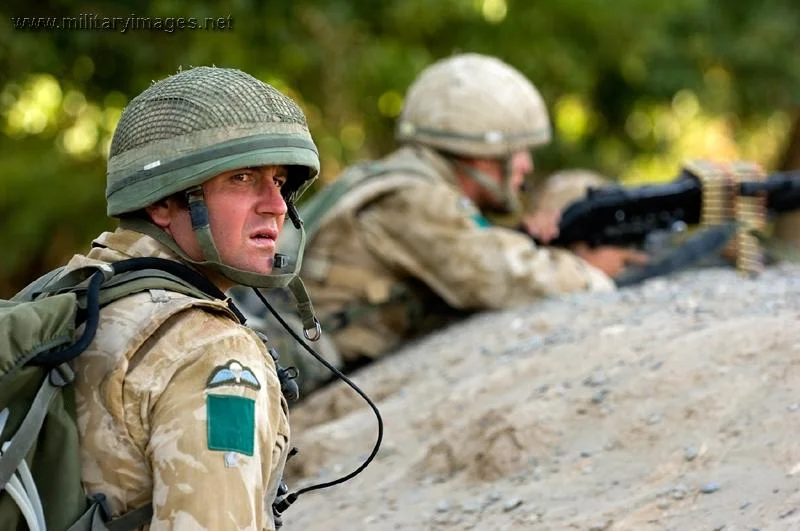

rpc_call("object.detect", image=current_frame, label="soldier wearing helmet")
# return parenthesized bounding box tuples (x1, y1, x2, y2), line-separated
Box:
(53, 67, 318, 529)
(248, 53, 639, 395)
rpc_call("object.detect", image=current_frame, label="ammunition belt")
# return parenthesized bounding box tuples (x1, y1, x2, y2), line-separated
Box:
(685, 159, 768, 276)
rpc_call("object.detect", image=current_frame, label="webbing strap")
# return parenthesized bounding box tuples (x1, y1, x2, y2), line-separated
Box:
(105, 503, 154, 531)
(286, 276, 320, 340)
(11, 267, 67, 303)
(0, 369, 63, 492)
(65, 502, 105, 531)
(321, 283, 418, 334)
(299, 158, 439, 242)
(94, 270, 214, 307)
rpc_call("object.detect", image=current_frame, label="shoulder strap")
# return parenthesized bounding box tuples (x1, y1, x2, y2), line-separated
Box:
(94, 269, 216, 307)
(104, 503, 153, 531)
(0, 365, 69, 499)
(12, 266, 67, 302)
(30, 257, 244, 367)
(40, 258, 224, 302)
(300, 157, 439, 242)
(96, 259, 246, 324)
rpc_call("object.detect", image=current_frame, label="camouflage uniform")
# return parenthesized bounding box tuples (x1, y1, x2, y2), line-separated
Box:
(67, 229, 289, 530)
(68, 67, 321, 529)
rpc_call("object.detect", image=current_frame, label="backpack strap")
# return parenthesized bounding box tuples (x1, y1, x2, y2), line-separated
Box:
(30, 257, 245, 368)
(62, 497, 153, 531)
(12, 266, 68, 303)
(103, 503, 154, 531)
(0, 364, 74, 499)
(41, 259, 225, 306)
(94, 269, 217, 308)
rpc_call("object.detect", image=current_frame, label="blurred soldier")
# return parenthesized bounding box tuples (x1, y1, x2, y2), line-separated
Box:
(62, 67, 319, 529)
(242, 54, 649, 397)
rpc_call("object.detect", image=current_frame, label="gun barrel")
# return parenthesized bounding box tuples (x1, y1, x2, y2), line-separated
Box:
(740, 171, 800, 213)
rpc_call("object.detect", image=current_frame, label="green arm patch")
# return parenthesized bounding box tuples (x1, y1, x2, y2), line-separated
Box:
(470, 213, 492, 228)
(206, 394, 255, 456)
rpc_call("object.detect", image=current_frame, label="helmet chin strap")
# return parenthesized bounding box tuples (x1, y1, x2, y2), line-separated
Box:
(280, 203, 322, 340)
(185, 187, 222, 263)
(451, 158, 521, 214)
(118, 188, 323, 341)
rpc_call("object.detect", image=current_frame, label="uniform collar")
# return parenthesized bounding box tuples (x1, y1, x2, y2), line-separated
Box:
(87, 227, 183, 263)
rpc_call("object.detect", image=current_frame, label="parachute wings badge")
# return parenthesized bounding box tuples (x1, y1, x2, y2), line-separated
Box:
(206, 360, 261, 391)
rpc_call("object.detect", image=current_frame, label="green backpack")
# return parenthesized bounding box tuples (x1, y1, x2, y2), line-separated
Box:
(0, 257, 233, 531)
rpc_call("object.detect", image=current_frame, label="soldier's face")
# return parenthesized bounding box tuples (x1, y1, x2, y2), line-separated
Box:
(467, 150, 533, 209)
(203, 164, 289, 275)
(507, 150, 534, 192)
(157, 164, 289, 276)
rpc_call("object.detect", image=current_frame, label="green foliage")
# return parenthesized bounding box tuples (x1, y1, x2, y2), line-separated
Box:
(1, 0, 799, 295)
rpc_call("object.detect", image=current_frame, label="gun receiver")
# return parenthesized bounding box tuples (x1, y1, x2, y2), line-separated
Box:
(546, 169, 800, 248)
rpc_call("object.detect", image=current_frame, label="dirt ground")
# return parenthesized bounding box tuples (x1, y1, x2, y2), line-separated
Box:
(280, 264, 800, 531)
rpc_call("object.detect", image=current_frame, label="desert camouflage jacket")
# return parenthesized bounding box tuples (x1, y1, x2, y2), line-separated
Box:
(64, 228, 290, 530)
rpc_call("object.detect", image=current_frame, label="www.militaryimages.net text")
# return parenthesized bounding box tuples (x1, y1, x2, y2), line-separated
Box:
(11, 14, 234, 33)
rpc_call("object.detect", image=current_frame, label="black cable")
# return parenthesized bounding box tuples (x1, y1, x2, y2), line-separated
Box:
(251, 288, 383, 510)
(34, 257, 245, 366)
(33, 269, 105, 366)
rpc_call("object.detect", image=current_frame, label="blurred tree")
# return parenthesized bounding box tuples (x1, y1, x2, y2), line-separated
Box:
(1, 0, 799, 295)
(779, 111, 800, 170)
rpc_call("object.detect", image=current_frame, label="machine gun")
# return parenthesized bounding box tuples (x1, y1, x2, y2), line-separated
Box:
(539, 160, 800, 282)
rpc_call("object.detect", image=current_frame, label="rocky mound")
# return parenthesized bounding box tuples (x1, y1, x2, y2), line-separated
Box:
(281, 264, 800, 530)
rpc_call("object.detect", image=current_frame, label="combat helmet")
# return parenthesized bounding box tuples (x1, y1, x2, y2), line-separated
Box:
(107, 66, 321, 332)
(395, 53, 551, 213)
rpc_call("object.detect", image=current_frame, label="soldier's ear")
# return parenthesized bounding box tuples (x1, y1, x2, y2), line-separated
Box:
(145, 192, 191, 230)
(144, 199, 171, 229)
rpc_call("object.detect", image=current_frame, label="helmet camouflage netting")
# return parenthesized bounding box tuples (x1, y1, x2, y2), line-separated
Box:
(106, 66, 319, 217)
